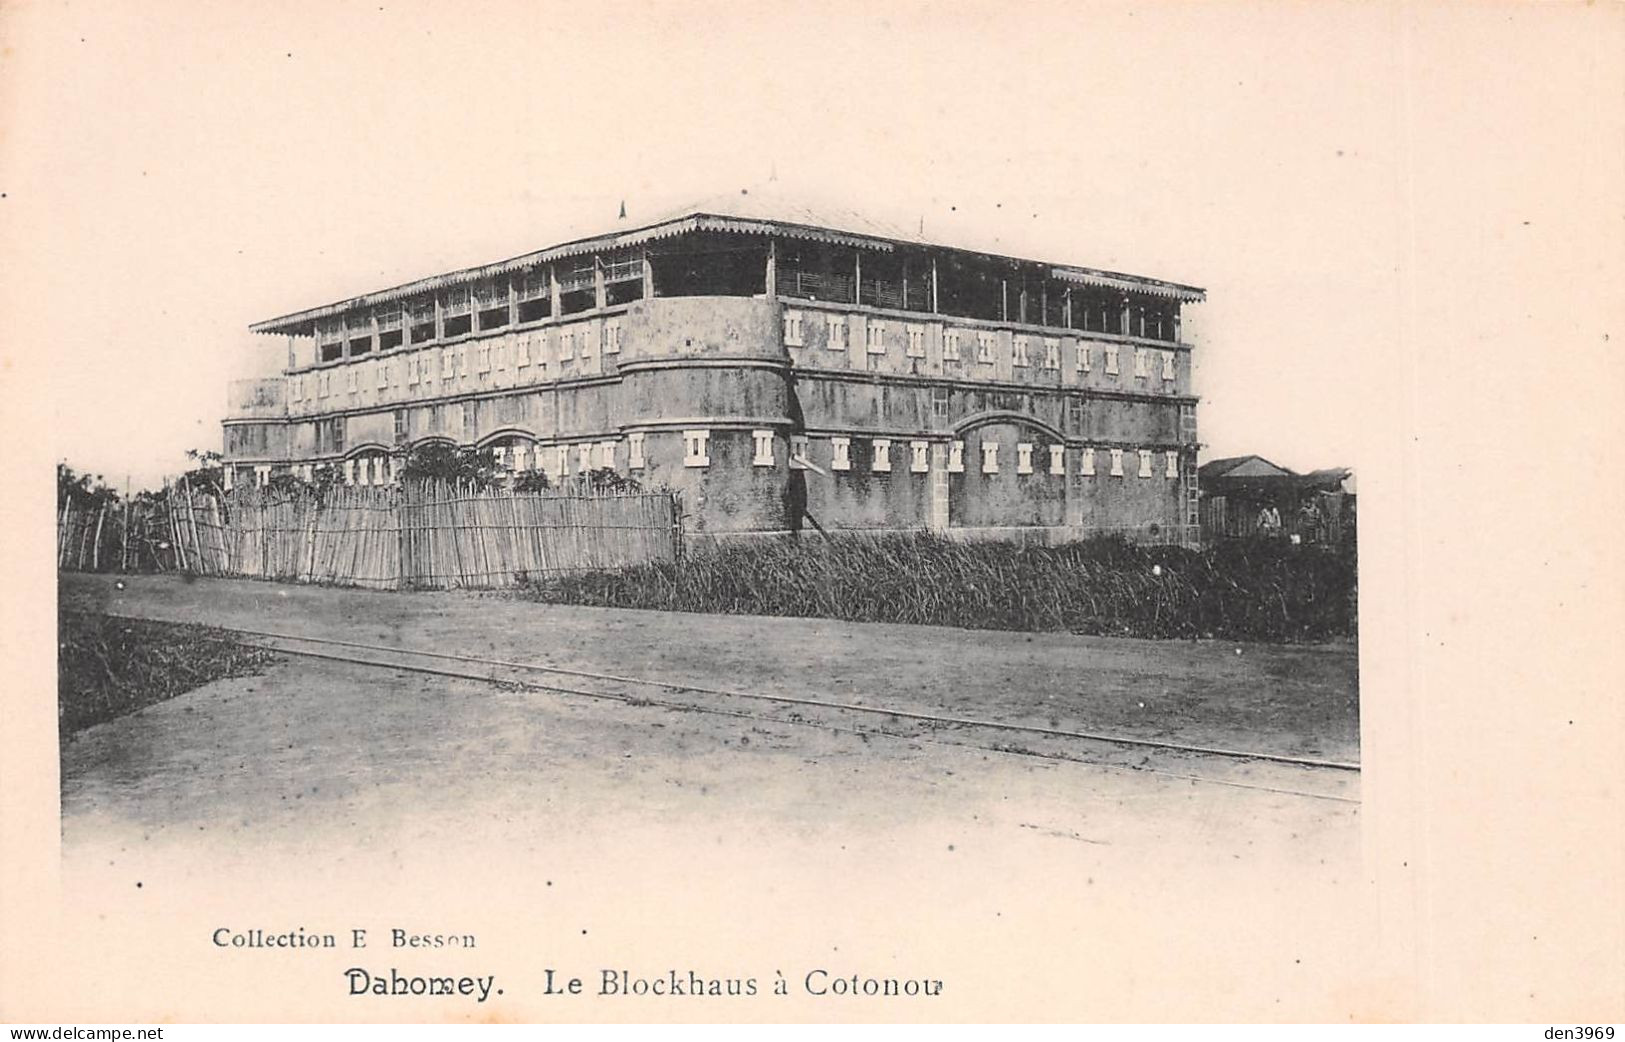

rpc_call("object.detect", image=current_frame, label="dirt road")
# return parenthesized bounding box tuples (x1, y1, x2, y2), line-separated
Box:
(52, 573, 1365, 1020)
(61, 572, 1359, 763)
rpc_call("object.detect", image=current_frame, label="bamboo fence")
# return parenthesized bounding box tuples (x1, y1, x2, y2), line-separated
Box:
(87, 480, 683, 590)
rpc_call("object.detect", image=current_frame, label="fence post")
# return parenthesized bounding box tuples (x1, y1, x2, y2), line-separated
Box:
(670, 491, 684, 562)
(92, 504, 106, 571)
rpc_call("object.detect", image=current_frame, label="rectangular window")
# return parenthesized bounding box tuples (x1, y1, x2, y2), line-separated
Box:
(683, 429, 710, 467)
(560, 329, 575, 359)
(440, 287, 472, 338)
(1016, 443, 1033, 474)
(943, 328, 961, 362)
(441, 347, 455, 380)
(906, 324, 925, 358)
(932, 385, 949, 418)
(473, 278, 509, 333)
(604, 318, 621, 355)
(872, 439, 891, 472)
(783, 309, 804, 347)
(511, 443, 529, 472)
(577, 443, 593, 473)
(494, 338, 508, 370)
(1161, 350, 1176, 382)
(477, 344, 491, 374)
(1081, 447, 1096, 476)
(977, 331, 996, 364)
(493, 446, 507, 470)
(831, 436, 851, 471)
(981, 441, 999, 473)
(752, 429, 774, 466)
(790, 434, 809, 469)
(826, 314, 846, 350)
(1138, 449, 1153, 478)
(347, 368, 358, 394)
(344, 459, 355, 486)
(1077, 341, 1092, 372)
(948, 440, 965, 473)
(517, 270, 551, 324)
(1013, 336, 1030, 368)
(1166, 450, 1180, 478)
(406, 356, 419, 386)
(628, 432, 646, 470)
(1043, 337, 1060, 370)
(597, 440, 617, 469)
(377, 307, 404, 352)
(346, 313, 373, 357)
(460, 346, 471, 376)
(1110, 448, 1125, 476)
(1049, 444, 1065, 475)
(409, 298, 436, 344)
(910, 440, 929, 473)
(516, 332, 530, 367)
(866, 320, 885, 355)
(377, 361, 388, 389)
(1134, 348, 1150, 379)
(1105, 345, 1120, 375)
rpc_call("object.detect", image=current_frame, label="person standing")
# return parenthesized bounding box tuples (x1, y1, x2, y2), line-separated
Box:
(1257, 503, 1282, 538)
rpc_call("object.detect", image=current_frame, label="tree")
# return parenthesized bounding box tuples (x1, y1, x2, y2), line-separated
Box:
(512, 470, 553, 493)
(57, 463, 120, 510)
(180, 448, 226, 496)
(399, 442, 502, 487)
(577, 467, 642, 494)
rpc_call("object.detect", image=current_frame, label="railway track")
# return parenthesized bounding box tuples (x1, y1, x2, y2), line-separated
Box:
(81, 611, 1362, 804)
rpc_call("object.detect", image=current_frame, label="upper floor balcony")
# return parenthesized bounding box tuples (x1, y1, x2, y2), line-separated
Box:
(248, 290, 1196, 424)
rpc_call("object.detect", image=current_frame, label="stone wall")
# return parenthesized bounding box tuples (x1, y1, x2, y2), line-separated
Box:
(224, 295, 1195, 540)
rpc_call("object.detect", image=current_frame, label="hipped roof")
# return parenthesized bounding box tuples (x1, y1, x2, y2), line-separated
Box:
(1201, 456, 1355, 493)
(249, 187, 1206, 336)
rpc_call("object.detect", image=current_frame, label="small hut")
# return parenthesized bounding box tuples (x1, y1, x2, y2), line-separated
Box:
(1199, 455, 1355, 547)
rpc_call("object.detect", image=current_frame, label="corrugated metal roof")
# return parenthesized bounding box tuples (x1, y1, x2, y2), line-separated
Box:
(250, 187, 1205, 334)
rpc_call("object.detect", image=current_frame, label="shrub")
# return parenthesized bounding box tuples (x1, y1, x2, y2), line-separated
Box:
(58, 610, 274, 738)
(518, 533, 1355, 643)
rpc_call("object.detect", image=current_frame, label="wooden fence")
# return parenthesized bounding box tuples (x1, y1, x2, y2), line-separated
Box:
(61, 481, 683, 590)
(57, 498, 116, 572)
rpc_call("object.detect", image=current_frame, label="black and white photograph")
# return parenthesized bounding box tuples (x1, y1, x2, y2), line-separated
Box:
(3, 0, 1621, 1029)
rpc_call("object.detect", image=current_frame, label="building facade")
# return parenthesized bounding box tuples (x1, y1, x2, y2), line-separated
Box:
(224, 194, 1205, 542)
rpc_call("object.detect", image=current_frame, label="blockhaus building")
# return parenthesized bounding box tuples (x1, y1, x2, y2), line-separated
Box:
(223, 190, 1205, 543)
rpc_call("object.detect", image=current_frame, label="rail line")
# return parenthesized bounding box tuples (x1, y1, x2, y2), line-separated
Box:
(81, 610, 1361, 804)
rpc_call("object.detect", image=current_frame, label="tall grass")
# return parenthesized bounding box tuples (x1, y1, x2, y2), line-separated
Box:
(58, 610, 275, 738)
(519, 533, 1357, 642)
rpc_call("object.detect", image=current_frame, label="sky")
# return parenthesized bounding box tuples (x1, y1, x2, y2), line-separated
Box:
(1, 0, 1618, 491)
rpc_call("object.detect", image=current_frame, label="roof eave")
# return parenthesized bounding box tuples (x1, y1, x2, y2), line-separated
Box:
(248, 213, 1203, 334)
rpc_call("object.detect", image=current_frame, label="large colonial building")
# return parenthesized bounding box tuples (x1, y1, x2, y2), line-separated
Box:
(223, 190, 1205, 542)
